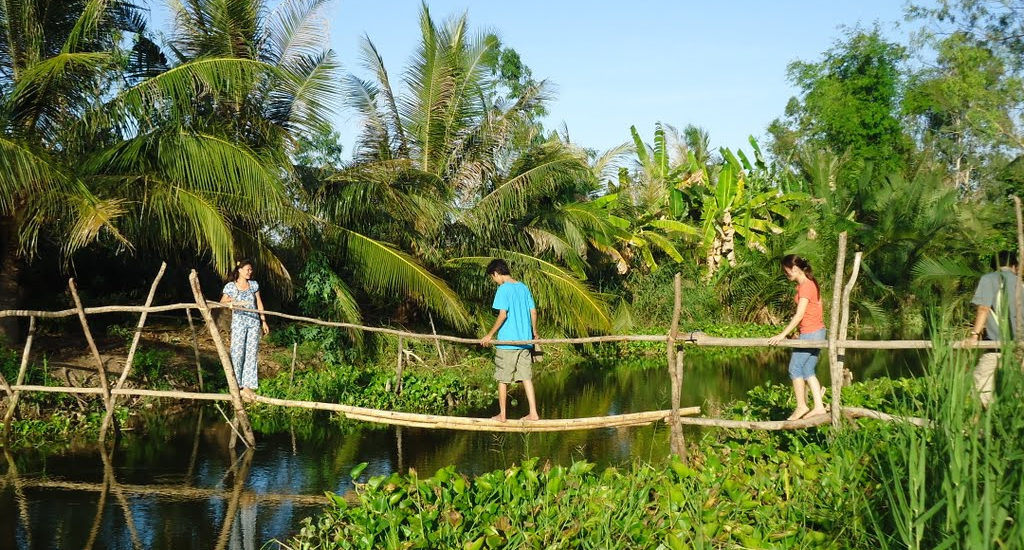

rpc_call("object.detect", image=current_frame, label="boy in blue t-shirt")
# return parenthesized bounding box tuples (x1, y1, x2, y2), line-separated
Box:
(480, 259, 540, 421)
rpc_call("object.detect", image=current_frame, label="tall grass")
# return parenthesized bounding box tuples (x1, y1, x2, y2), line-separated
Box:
(862, 337, 1024, 548)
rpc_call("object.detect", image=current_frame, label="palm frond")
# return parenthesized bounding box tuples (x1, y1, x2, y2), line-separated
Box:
(451, 250, 612, 335)
(341, 227, 472, 329)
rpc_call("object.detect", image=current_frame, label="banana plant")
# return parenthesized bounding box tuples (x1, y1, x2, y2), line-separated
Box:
(699, 141, 805, 279)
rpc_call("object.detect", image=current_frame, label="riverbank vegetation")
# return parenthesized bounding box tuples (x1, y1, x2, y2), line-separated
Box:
(287, 341, 1024, 549)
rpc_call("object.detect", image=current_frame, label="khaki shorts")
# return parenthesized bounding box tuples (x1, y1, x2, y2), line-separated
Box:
(494, 348, 533, 383)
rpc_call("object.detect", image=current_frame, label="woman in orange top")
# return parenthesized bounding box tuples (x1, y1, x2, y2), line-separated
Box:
(767, 255, 827, 420)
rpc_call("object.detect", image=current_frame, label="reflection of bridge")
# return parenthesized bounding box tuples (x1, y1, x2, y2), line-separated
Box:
(1, 419, 334, 550)
(0, 233, 943, 458)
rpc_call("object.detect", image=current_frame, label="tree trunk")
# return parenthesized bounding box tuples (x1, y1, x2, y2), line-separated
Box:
(0, 216, 23, 344)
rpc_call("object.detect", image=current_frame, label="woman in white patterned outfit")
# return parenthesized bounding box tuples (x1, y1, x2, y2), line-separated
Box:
(220, 260, 269, 401)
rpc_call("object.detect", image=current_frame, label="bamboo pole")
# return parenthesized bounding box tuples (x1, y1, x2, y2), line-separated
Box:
(1014, 196, 1023, 347)
(100, 262, 167, 442)
(1, 316, 33, 439)
(289, 341, 297, 389)
(429, 312, 447, 365)
(395, 336, 404, 395)
(2, 301, 1001, 349)
(827, 232, 848, 428)
(11, 385, 105, 394)
(69, 279, 113, 415)
(188, 271, 255, 447)
(666, 273, 686, 460)
(837, 252, 863, 388)
(186, 308, 204, 391)
(688, 336, 1000, 350)
(675, 407, 929, 430)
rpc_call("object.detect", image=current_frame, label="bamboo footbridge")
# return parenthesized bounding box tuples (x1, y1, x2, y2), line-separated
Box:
(0, 232, 980, 456)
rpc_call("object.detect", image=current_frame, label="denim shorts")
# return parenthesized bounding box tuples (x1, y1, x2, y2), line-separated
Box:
(788, 328, 826, 380)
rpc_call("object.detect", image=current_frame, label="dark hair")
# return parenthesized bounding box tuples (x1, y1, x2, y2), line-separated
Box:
(229, 259, 254, 282)
(485, 259, 510, 276)
(781, 254, 819, 298)
(993, 250, 1020, 269)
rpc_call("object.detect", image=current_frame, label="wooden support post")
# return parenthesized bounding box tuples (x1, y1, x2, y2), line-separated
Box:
(837, 252, 862, 387)
(395, 336, 404, 395)
(827, 232, 848, 428)
(667, 273, 686, 459)
(429, 312, 447, 366)
(188, 270, 255, 448)
(100, 262, 166, 442)
(69, 279, 113, 416)
(186, 308, 204, 391)
(2, 317, 36, 439)
(289, 341, 298, 390)
(1014, 196, 1024, 350)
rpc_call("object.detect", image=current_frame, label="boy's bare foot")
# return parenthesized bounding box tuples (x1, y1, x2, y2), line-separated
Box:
(787, 407, 809, 421)
(807, 407, 827, 417)
(520, 413, 539, 421)
(490, 414, 506, 422)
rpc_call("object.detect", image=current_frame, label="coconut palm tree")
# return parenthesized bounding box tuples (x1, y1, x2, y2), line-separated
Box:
(0, 0, 153, 339)
(82, 0, 341, 285)
(317, 5, 613, 334)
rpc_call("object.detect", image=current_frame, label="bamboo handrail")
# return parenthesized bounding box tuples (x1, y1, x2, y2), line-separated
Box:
(0, 302, 1000, 349)
(1, 267, 1002, 441)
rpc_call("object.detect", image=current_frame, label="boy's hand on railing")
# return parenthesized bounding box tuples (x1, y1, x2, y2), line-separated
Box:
(480, 335, 493, 347)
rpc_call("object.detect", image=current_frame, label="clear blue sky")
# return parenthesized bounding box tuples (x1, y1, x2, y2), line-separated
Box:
(147, 1, 916, 158)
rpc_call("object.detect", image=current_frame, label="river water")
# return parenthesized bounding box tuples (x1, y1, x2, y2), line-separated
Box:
(0, 349, 922, 549)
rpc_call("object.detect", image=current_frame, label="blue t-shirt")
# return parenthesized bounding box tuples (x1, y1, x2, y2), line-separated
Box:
(492, 281, 536, 350)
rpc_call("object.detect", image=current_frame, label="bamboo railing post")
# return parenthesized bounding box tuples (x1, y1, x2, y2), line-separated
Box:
(1014, 196, 1024, 355)
(667, 273, 686, 459)
(429, 312, 447, 366)
(827, 232, 848, 428)
(100, 262, 167, 443)
(2, 316, 35, 439)
(837, 252, 862, 387)
(395, 336, 404, 395)
(290, 341, 298, 387)
(69, 279, 113, 415)
(186, 308, 204, 391)
(188, 271, 255, 448)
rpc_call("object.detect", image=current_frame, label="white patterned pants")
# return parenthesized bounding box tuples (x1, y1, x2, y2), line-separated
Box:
(230, 323, 260, 389)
